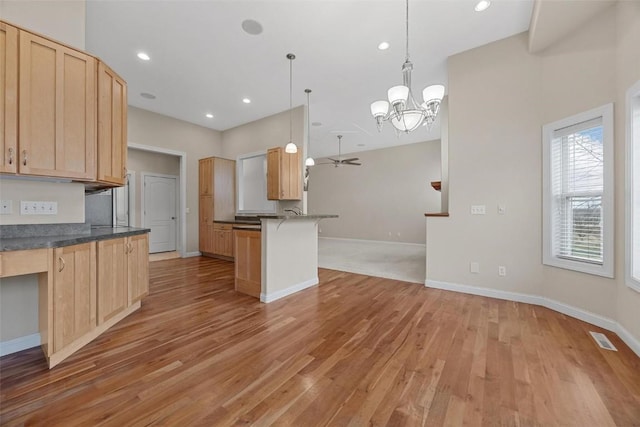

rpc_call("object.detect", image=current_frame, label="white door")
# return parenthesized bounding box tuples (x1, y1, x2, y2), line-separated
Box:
(144, 175, 177, 253)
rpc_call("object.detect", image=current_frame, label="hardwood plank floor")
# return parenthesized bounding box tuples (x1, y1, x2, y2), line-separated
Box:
(1, 256, 639, 426)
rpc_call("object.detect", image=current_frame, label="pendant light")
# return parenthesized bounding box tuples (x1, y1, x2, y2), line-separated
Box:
(285, 53, 298, 154)
(304, 88, 315, 166)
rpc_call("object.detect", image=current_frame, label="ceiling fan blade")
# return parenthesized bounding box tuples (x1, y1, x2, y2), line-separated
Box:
(340, 158, 359, 163)
(344, 162, 362, 166)
(327, 158, 339, 162)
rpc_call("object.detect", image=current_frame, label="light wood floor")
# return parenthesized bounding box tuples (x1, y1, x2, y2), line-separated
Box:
(1, 257, 639, 426)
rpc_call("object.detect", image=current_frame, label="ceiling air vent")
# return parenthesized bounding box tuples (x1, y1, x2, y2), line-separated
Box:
(589, 331, 618, 351)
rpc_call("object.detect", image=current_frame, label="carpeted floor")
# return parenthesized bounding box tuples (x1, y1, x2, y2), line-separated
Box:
(318, 238, 425, 284)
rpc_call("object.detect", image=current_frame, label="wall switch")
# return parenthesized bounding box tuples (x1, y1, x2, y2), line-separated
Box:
(44, 202, 58, 215)
(20, 201, 57, 215)
(185, 207, 191, 214)
(0, 200, 12, 214)
(470, 262, 480, 273)
(471, 205, 486, 215)
(498, 266, 507, 276)
(498, 204, 506, 215)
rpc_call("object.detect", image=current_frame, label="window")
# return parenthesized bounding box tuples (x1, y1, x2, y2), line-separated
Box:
(627, 81, 640, 291)
(543, 104, 614, 277)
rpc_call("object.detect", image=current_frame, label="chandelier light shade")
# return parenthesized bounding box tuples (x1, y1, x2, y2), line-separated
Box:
(370, 0, 445, 134)
(285, 53, 298, 154)
(304, 88, 315, 166)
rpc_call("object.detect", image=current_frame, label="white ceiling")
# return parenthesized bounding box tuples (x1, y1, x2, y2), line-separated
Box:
(86, 0, 534, 158)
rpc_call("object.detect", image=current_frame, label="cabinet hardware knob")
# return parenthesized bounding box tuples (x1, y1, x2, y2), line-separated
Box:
(22, 150, 27, 166)
(58, 257, 65, 272)
(8, 148, 13, 165)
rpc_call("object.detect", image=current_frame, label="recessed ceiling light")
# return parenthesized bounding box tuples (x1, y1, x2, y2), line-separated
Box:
(137, 52, 150, 61)
(140, 92, 156, 99)
(378, 42, 390, 50)
(241, 19, 263, 35)
(242, 98, 251, 104)
(205, 113, 214, 118)
(474, 0, 491, 12)
(312, 122, 322, 127)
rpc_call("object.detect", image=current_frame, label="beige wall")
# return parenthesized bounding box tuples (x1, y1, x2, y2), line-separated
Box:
(127, 107, 223, 254)
(428, 3, 640, 346)
(127, 148, 180, 228)
(0, 0, 86, 49)
(615, 0, 640, 345)
(308, 141, 441, 244)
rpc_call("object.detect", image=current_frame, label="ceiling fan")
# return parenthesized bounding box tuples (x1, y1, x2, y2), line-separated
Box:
(318, 135, 361, 167)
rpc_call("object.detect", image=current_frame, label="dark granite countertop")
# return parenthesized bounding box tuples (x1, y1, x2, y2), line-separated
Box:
(257, 214, 338, 220)
(214, 219, 261, 225)
(0, 226, 150, 252)
(232, 224, 262, 231)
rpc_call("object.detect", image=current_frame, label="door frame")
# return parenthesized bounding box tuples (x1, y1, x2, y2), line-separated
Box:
(129, 142, 187, 258)
(141, 172, 179, 253)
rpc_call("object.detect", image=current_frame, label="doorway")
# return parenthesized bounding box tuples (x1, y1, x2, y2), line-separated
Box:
(142, 173, 178, 253)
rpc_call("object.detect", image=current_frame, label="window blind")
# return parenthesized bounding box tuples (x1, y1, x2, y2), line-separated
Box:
(551, 117, 604, 264)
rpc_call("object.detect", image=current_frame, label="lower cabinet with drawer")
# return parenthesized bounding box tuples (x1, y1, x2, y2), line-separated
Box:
(212, 222, 234, 259)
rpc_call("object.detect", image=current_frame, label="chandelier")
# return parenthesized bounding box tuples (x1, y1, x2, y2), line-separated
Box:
(370, 0, 445, 133)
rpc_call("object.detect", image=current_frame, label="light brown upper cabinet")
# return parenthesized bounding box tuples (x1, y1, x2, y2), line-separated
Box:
(97, 61, 128, 186)
(0, 22, 18, 174)
(267, 147, 301, 200)
(18, 30, 96, 180)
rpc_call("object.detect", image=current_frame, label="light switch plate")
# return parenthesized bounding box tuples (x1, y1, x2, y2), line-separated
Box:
(470, 262, 480, 273)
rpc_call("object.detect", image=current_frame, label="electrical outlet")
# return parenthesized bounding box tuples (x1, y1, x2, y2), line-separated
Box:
(0, 200, 12, 214)
(470, 262, 480, 273)
(471, 205, 486, 215)
(498, 266, 507, 276)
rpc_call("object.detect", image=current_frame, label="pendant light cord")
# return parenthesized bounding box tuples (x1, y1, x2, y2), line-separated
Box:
(289, 57, 293, 142)
(306, 89, 311, 152)
(405, 0, 410, 61)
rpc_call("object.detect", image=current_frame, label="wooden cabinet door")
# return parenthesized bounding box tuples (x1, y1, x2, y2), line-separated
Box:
(234, 230, 261, 297)
(127, 234, 149, 305)
(199, 157, 213, 196)
(222, 229, 233, 258)
(19, 30, 96, 180)
(53, 242, 96, 353)
(0, 22, 18, 174)
(267, 148, 281, 200)
(97, 238, 127, 324)
(97, 61, 127, 185)
(267, 147, 301, 200)
(199, 195, 214, 253)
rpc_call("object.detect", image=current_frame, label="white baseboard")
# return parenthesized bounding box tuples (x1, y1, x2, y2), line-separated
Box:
(319, 236, 426, 248)
(183, 251, 202, 258)
(0, 333, 41, 357)
(261, 277, 319, 303)
(426, 279, 640, 358)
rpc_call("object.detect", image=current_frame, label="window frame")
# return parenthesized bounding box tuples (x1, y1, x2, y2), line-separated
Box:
(542, 103, 614, 278)
(626, 80, 640, 292)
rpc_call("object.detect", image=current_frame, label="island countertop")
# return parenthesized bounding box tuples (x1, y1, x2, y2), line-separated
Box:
(257, 214, 338, 220)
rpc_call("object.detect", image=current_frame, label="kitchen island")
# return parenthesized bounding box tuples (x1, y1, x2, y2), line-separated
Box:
(235, 214, 337, 303)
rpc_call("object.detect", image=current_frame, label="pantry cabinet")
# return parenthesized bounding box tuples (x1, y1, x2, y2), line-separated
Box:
(97, 61, 128, 186)
(198, 157, 236, 257)
(0, 22, 18, 174)
(18, 29, 96, 180)
(267, 147, 301, 200)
